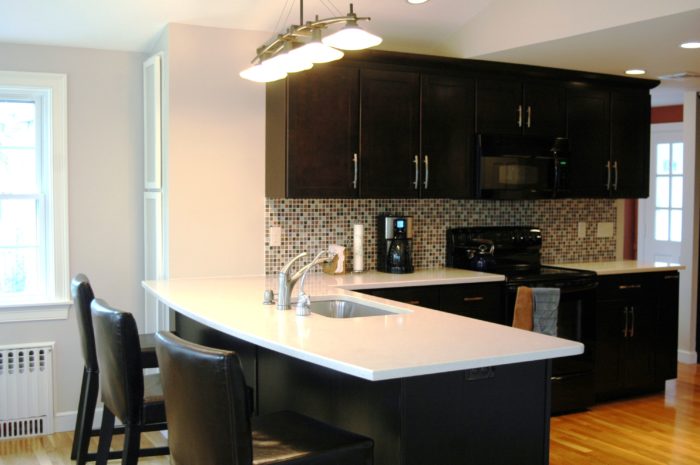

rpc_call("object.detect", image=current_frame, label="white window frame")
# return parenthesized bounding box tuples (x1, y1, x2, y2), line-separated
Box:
(0, 71, 70, 323)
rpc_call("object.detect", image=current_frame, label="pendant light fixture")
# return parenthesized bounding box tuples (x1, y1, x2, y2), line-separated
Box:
(240, 1, 381, 83)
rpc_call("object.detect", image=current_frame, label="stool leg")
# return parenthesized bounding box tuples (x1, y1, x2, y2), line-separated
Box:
(96, 407, 115, 465)
(122, 424, 141, 465)
(74, 369, 99, 465)
(70, 367, 90, 460)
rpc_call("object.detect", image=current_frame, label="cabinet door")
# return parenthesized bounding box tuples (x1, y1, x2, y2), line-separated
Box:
(286, 65, 360, 198)
(566, 89, 610, 197)
(360, 69, 420, 198)
(594, 299, 625, 398)
(421, 75, 475, 198)
(438, 283, 504, 324)
(655, 272, 679, 385)
(611, 91, 651, 198)
(522, 82, 566, 137)
(622, 295, 656, 392)
(364, 286, 440, 310)
(476, 79, 522, 135)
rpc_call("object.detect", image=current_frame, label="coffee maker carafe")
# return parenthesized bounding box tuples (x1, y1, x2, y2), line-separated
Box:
(377, 215, 414, 273)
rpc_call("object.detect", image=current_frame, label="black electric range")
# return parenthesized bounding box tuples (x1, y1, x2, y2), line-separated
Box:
(446, 226, 597, 414)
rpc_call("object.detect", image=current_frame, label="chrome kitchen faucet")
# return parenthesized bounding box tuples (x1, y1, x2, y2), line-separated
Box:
(277, 250, 335, 311)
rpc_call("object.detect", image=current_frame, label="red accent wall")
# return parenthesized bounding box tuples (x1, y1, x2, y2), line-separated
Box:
(651, 105, 683, 124)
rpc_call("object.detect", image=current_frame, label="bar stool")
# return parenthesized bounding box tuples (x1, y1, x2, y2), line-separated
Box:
(154, 331, 374, 465)
(70, 274, 159, 465)
(91, 299, 169, 465)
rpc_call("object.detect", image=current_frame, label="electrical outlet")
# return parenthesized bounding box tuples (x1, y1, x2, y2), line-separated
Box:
(577, 222, 587, 238)
(596, 222, 614, 238)
(269, 227, 282, 247)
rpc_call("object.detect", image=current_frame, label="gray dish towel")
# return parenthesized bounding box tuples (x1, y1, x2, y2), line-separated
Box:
(532, 287, 560, 336)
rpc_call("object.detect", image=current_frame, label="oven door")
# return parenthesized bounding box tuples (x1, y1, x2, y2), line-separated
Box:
(506, 280, 597, 413)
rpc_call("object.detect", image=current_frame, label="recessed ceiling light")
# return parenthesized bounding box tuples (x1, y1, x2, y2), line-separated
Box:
(625, 69, 646, 75)
(407, 0, 430, 4)
(680, 42, 700, 49)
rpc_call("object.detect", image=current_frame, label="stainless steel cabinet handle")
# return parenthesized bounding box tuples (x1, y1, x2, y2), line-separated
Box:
(463, 296, 485, 302)
(618, 284, 642, 290)
(413, 155, 419, 190)
(623, 307, 629, 338)
(606, 160, 612, 191)
(613, 160, 619, 191)
(352, 153, 358, 190)
(630, 306, 635, 338)
(664, 275, 679, 280)
(526, 105, 532, 128)
(423, 155, 429, 190)
(517, 105, 523, 128)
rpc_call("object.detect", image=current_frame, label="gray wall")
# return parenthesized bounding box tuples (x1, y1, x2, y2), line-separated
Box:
(0, 42, 145, 429)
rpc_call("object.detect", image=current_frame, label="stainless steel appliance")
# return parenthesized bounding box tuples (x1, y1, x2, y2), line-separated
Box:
(377, 215, 414, 274)
(477, 134, 569, 199)
(446, 226, 597, 414)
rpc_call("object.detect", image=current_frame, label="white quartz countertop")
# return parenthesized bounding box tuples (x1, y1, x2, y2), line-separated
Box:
(144, 269, 582, 381)
(554, 260, 684, 275)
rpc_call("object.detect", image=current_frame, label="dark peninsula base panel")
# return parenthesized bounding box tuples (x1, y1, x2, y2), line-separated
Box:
(175, 312, 552, 465)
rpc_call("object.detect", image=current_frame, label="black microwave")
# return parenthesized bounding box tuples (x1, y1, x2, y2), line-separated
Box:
(476, 134, 569, 200)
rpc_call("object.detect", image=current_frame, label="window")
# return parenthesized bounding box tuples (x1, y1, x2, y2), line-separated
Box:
(0, 71, 69, 322)
(654, 141, 683, 243)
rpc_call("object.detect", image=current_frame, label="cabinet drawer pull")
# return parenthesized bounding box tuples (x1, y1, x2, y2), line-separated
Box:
(526, 105, 532, 128)
(463, 296, 485, 302)
(407, 300, 421, 305)
(423, 155, 429, 190)
(664, 275, 679, 280)
(352, 153, 358, 190)
(413, 155, 419, 190)
(618, 284, 641, 290)
(517, 104, 523, 128)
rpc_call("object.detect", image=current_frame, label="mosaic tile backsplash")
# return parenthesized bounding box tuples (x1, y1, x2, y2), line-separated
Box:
(265, 198, 617, 274)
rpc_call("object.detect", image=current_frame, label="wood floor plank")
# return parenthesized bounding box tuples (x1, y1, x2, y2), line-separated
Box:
(1, 363, 699, 464)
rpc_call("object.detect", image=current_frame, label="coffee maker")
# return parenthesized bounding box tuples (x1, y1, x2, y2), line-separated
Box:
(377, 215, 414, 273)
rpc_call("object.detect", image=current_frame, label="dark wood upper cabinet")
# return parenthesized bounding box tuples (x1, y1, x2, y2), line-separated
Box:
(359, 69, 420, 198)
(476, 79, 565, 137)
(567, 88, 611, 197)
(421, 75, 475, 198)
(567, 88, 650, 199)
(610, 91, 651, 198)
(266, 64, 359, 198)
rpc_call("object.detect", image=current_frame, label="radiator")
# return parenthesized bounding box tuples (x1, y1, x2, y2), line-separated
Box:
(0, 343, 54, 439)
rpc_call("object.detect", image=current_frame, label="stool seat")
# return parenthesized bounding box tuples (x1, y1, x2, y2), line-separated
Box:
(252, 411, 373, 465)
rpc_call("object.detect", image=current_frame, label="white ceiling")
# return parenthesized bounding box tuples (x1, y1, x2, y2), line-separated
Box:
(1, 0, 699, 105)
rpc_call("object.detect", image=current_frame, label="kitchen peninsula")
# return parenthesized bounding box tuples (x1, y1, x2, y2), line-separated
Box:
(144, 269, 582, 465)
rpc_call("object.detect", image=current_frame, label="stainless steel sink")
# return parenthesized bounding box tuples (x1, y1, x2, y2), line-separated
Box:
(309, 299, 404, 318)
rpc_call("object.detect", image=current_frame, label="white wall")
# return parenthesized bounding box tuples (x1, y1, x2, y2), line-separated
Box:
(445, 0, 700, 58)
(679, 92, 700, 363)
(163, 24, 267, 278)
(0, 43, 145, 427)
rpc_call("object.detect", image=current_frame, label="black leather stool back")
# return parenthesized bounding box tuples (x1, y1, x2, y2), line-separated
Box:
(72, 274, 99, 373)
(155, 331, 253, 465)
(91, 299, 145, 426)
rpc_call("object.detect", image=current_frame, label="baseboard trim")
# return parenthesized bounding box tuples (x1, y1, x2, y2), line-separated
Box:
(54, 407, 123, 433)
(678, 349, 697, 364)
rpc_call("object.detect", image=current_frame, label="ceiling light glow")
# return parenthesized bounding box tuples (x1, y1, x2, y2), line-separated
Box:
(407, 0, 430, 4)
(680, 42, 700, 49)
(625, 69, 646, 75)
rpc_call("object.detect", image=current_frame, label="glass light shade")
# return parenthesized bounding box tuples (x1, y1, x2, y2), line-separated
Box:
(680, 42, 700, 49)
(265, 51, 314, 73)
(322, 22, 382, 51)
(239, 63, 287, 83)
(290, 41, 344, 63)
(625, 69, 646, 75)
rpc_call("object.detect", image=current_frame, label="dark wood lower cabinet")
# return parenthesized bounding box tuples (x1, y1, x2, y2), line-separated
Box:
(175, 313, 552, 465)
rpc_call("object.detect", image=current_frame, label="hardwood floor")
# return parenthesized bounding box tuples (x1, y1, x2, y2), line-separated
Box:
(2, 363, 700, 464)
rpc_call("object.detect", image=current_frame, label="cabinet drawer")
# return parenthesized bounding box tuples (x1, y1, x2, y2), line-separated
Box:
(597, 274, 650, 301)
(439, 283, 505, 324)
(361, 286, 441, 310)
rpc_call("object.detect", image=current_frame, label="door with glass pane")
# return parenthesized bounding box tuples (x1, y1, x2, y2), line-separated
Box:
(639, 123, 683, 265)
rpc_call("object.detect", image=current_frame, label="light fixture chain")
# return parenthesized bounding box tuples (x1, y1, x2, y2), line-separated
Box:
(273, 0, 296, 35)
(320, 0, 343, 17)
